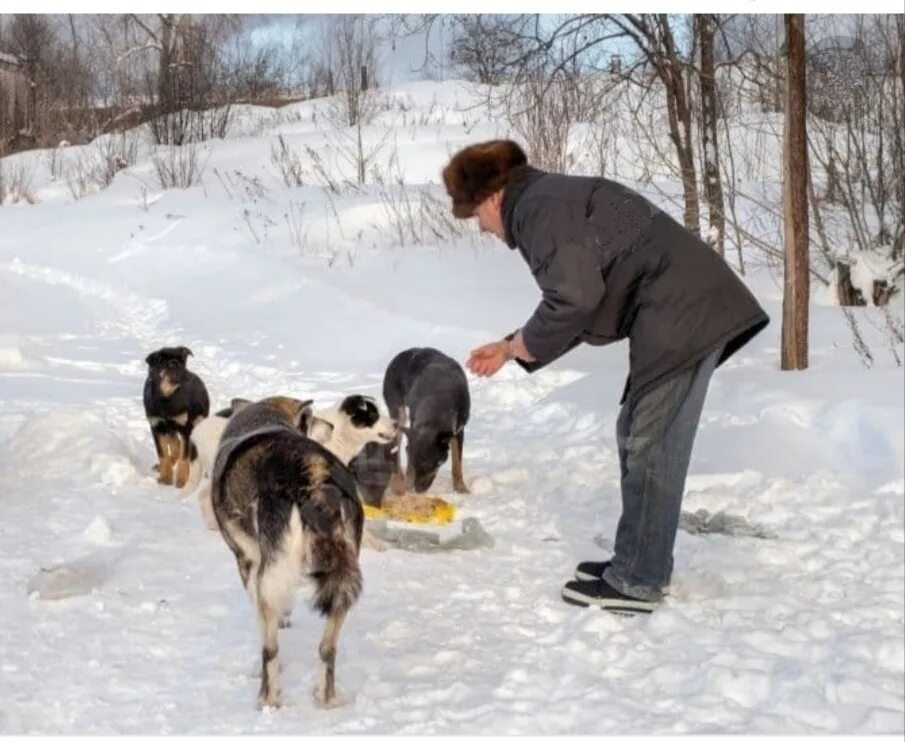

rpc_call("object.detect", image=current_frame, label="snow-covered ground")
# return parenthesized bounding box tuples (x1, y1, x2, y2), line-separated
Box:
(0, 80, 902, 734)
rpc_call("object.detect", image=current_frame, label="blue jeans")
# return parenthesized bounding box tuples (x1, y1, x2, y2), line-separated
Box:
(603, 349, 721, 602)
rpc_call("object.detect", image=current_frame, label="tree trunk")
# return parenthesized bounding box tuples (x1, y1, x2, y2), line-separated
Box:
(696, 14, 726, 256)
(781, 14, 810, 370)
(834, 261, 865, 306)
(657, 15, 700, 234)
(158, 17, 174, 113)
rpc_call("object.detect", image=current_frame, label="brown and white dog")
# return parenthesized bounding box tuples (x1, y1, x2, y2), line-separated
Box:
(143, 346, 210, 488)
(211, 394, 395, 709)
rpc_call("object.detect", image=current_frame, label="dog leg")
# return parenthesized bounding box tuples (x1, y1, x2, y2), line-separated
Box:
(256, 587, 281, 709)
(156, 432, 176, 485)
(222, 518, 261, 602)
(314, 609, 347, 709)
(179, 445, 204, 498)
(389, 470, 406, 497)
(389, 408, 408, 496)
(451, 431, 469, 494)
(173, 428, 191, 488)
(198, 483, 219, 530)
(173, 456, 190, 488)
(150, 426, 164, 474)
(241, 557, 258, 606)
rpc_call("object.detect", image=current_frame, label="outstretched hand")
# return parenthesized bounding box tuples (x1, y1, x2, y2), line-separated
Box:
(466, 340, 510, 378)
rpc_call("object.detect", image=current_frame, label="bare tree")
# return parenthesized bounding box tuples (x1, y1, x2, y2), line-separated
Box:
(116, 15, 238, 144)
(447, 15, 525, 84)
(331, 15, 381, 128)
(305, 18, 338, 98)
(782, 14, 810, 371)
(608, 14, 701, 234)
(696, 14, 726, 254)
(3, 15, 56, 147)
(496, 15, 702, 232)
(222, 38, 286, 103)
(484, 16, 612, 173)
(504, 57, 600, 173)
(119, 14, 190, 114)
(315, 15, 387, 186)
(807, 15, 904, 307)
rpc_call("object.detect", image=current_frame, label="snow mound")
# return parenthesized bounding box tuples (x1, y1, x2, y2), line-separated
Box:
(1, 410, 146, 487)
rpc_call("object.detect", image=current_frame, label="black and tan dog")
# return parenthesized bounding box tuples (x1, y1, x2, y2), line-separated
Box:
(384, 346, 470, 496)
(211, 395, 395, 709)
(143, 346, 210, 488)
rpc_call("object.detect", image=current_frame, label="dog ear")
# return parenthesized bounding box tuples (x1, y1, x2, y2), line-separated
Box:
(230, 397, 252, 412)
(308, 416, 335, 444)
(145, 351, 158, 366)
(294, 398, 315, 431)
(297, 405, 314, 434)
(176, 346, 193, 361)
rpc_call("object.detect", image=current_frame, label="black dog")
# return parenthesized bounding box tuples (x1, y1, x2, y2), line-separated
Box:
(143, 346, 210, 488)
(384, 347, 470, 495)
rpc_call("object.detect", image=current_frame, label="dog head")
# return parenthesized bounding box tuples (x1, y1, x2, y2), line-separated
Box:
(403, 421, 458, 493)
(314, 394, 398, 466)
(145, 346, 193, 398)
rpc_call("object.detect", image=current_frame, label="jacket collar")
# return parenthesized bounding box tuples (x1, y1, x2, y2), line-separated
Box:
(502, 165, 545, 249)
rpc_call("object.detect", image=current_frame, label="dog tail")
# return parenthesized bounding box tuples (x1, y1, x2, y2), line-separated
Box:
(308, 484, 364, 616)
(310, 534, 362, 616)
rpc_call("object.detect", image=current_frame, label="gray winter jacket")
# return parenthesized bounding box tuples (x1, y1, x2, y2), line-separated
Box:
(502, 165, 769, 403)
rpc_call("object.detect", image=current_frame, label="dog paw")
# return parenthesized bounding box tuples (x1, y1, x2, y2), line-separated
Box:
(156, 474, 173, 486)
(258, 694, 283, 711)
(313, 684, 345, 710)
(453, 481, 471, 495)
(257, 690, 282, 710)
(278, 616, 292, 629)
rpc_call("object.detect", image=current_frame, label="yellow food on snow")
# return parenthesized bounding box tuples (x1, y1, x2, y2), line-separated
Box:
(362, 494, 456, 525)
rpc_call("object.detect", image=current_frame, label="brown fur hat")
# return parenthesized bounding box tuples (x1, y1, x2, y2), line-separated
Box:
(442, 140, 528, 218)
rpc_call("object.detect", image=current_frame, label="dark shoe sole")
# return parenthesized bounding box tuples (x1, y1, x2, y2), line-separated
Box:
(561, 584, 657, 613)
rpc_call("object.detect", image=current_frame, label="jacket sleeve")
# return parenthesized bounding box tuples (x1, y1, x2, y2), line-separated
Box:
(518, 201, 607, 366)
(505, 329, 582, 374)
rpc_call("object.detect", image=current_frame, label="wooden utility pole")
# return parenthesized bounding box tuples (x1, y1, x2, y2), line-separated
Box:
(781, 14, 810, 370)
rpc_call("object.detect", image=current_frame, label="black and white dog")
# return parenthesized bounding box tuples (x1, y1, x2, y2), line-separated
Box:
(211, 394, 395, 709)
(375, 347, 471, 496)
(143, 346, 209, 488)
